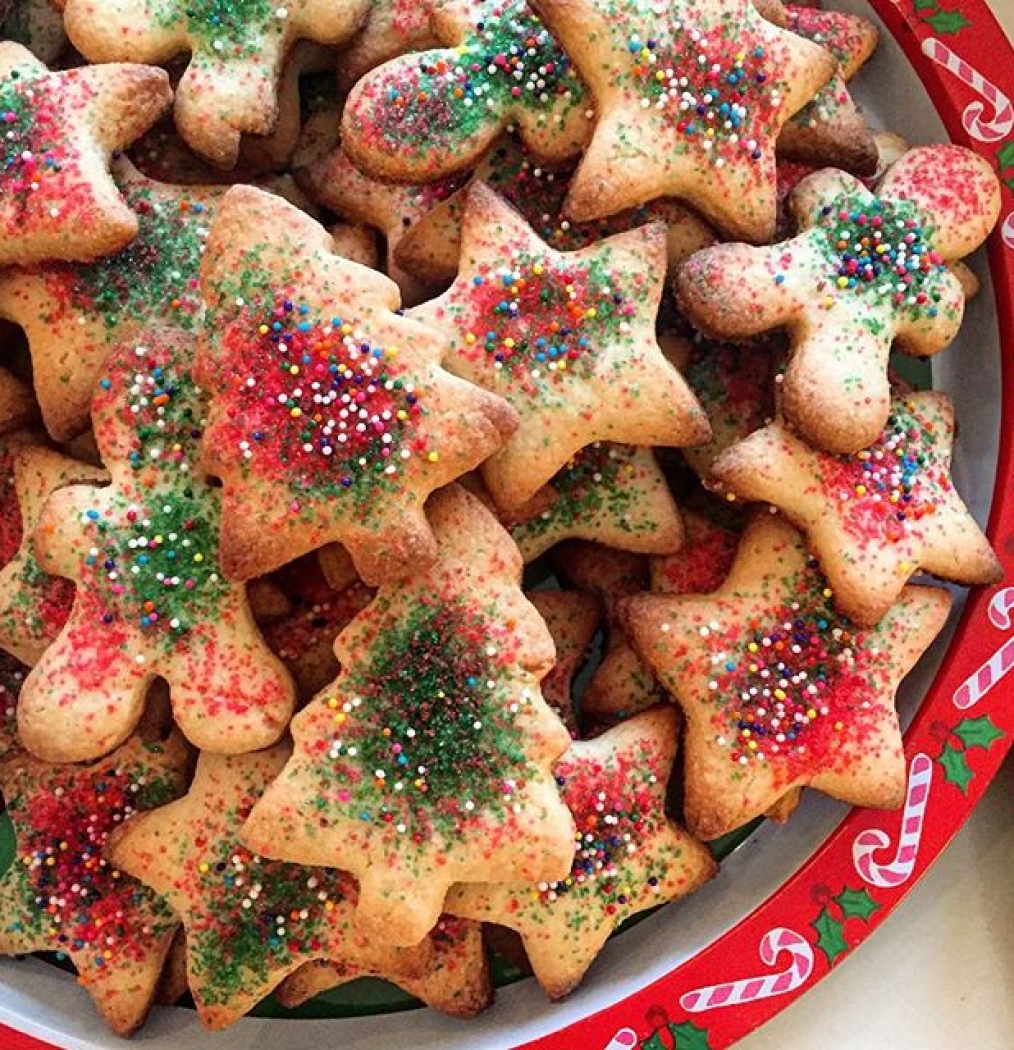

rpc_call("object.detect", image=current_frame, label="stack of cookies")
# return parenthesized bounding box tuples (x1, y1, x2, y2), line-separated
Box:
(0, 0, 1001, 1036)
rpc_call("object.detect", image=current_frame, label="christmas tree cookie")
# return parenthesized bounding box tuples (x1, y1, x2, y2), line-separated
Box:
(242, 486, 575, 946)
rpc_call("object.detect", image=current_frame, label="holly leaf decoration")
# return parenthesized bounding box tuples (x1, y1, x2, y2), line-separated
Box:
(925, 9, 972, 33)
(912, 0, 938, 9)
(938, 741, 974, 793)
(997, 141, 1014, 171)
(641, 1033, 668, 1050)
(812, 908, 848, 966)
(669, 1021, 712, 1050)
(954, 715, 1005, 752)
(1003, 176, 1014, 195)
(835, 886, 880, 923)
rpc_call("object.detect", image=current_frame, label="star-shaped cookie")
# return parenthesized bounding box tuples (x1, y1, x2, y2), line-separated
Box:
(530, 0, 835, 240)
(410, 183, 710, 511)
(276, 915, 492, 1017)
(0, 42, 172, 264)
(341, 0, 591, 183)
(338, 0, 438, 89)
(623, 513, 952, 839)
(677, 144, 1001, 452)
(394, 136, 716, 287)
(506, 442, 686, 561)
(446, 707, 716, 997)
(241, 486, 575, 947)
(0, 158, 224, 441)
(196, 185, 519, 585)
(0, 734, 188, 1035)
(18, 331, 295, 763)
(63, 0, 368, 168)
(107, 743, 444, 1029)
(710, 392, 1000, 626)
(0, 443, 107, 665)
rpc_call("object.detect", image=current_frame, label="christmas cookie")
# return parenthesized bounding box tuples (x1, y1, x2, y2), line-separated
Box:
(241, 485, 575, 947)
(410, 183, 710, 511)
(341, 0, 591, 183)
(63, 0, 368, 168)
(1, 0, 67, 64)
(296, 142, 465, 305)
(0, 42, 172, 265)
(527, 588, 601, 734)
(530, 0, 835, 240)
(0, 733, 189, 1034)
(622, 513, 952, 839)
(18, 331, 295, 763)
(337, 0, 438, 90)
(779, 3, 879, 175)
(506, 443, 686, 561)
(107, 743, 437, 1030)
(0, 444, 107, 665)
(650, 508, 741, 597)
(276, 916, 492, 1018)
(196, 185, 519, 585)
(0, 158, 224, 441)
(395, 136, 716, 287)
(676, 144, 1001, 453)
(710, 392, 1001, 626)
(446, 707, 716, 998)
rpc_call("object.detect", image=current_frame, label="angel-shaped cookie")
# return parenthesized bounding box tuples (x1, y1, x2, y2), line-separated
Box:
(242, 486, 575, 947)
(342, 0, 590, 182)
(677, 145, 1001, 453)
(18, 331, 295, 763)
(0, 42, 171, 264)
(411, 184, 710, 511)
(197, 185, 518, 584)
(63, 0, 367, 167)
(623, 513, 951, 839)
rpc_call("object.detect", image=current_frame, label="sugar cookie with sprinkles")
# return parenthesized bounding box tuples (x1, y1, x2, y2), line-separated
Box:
(242, 485, 575, 947)
(341, 0, 591, 183)
(676, 144, 1001, 453)
(0, 444, 108, 666)
(196, 185, 519, 585)
(336, 0, 439, 90)
(778, 3, 879, 176)
(410, 183, 710, 511)
(62, 0, 369, 169)
(0, 42, 172, 265)
(529, 0, 835, 241)
(107, 742, 448, 1029)
(526, 588, 601, 734)
(276, 915, 492, 1018)
(296, 142, 466, 306)
(506, 443, 686, 562)
(0, 158, 224, 441)
(446, 707, 716, 997)
(395, 135, 717, 287)
(622, 513, 952, 839)
(710, 392, 1001, 626)
(18, 331, 295, 763)
(0, 733, 189, 1035)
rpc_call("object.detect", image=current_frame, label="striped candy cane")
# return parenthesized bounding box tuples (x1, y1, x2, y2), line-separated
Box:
(603, 1029, 638, 1050)
(679, 928, 814, 1013)
(1002, 211, 1014, 252)
(852, 753, 933, 888)
(921, 37, 1014, 142)
(953, 587, 1014, 709)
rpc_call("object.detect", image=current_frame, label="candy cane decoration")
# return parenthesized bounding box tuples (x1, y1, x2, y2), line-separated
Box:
(679, 928, 813, 1013)
(1002, 211, 1014, 251)
(603, 1029, 638, 1050)
(921, 37, 1014, 142)
(852, 753, 933, 888)
(953, 587, 1014, 709)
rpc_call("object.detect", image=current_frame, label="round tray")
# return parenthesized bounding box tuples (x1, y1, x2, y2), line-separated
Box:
(2, 0, 1014, 1046)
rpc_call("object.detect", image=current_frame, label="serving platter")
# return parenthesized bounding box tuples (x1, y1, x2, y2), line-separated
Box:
(1, 0, 1013, 1046)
